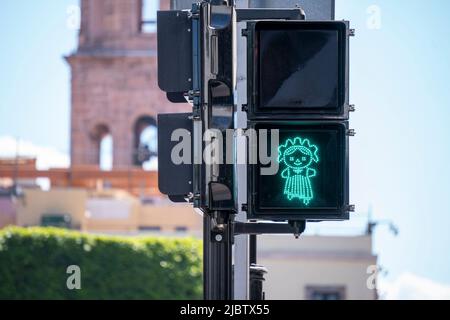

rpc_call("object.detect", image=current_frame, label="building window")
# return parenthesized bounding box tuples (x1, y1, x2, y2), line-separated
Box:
(175, 226, 188, 233)
(305, 286, 346, 301)
(141, 0, 159, 33)
(139, 226, 162, 232)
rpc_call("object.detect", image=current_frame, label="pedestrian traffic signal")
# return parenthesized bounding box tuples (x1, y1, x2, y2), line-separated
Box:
(245, 20, 353, 221)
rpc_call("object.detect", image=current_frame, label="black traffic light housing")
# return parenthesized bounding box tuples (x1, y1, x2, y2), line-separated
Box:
(156, 3, 353, 222)
(245, 20, 352, 222)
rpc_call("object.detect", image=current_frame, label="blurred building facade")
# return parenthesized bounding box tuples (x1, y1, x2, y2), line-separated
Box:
(15, 188, 202, 233)
(67, 0, 189, 168)
(0, 0, 199, 232)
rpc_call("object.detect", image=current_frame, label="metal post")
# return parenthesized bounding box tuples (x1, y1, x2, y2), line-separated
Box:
(233, 0, 250, 300)
(249, 264, 267, 300)
(203, 215, 211, 299)
(249, 234, 265, 300)
(249, 234, 257, 265)
(203, 214, 233, 300)
(199, 0, 236, 300)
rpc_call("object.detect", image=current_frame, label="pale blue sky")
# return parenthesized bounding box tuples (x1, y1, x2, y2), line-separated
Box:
(335, 0, 450, 286)
(0, 0, 449, 288)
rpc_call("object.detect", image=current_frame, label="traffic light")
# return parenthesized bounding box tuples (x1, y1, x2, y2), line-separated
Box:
(245, 20, 353, 221)
(156, 0, 354, 300)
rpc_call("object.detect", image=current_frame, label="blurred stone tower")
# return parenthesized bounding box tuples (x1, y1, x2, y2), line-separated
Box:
(67, 0, 188, 168)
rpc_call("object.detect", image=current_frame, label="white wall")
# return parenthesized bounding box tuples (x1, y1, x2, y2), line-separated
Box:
(258, 235, 378, 300)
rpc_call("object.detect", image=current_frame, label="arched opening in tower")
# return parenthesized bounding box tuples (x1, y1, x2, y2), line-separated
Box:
(90, 124, 113, 170)
(99, 134, 113, 171)
(140, 0, 160, 33)
(134, 116, 158, 170)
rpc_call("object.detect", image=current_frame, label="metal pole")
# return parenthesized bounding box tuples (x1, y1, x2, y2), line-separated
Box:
(249, 234, 257, 265)
(233, 0, 250, 300)
(200, 0, 235, 300)
(203, 215, 211, 299)
(203, 214, 233, 300)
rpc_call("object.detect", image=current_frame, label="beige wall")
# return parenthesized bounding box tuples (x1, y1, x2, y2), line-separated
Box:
(259, 235, 378, 300)
(139, 204, 202, 232)
(16, 188, 87, 228)
(82, 195, 140, 232)
(15, 188, 202, 233)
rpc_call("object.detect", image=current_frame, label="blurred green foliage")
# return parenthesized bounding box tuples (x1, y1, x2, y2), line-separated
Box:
(0, 227, 202, 300)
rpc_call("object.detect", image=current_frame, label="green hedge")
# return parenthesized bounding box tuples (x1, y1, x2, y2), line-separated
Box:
(0, 227, 202, 300)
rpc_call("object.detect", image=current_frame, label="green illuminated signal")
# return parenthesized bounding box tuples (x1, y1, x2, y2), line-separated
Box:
(278, 137, 319, 205)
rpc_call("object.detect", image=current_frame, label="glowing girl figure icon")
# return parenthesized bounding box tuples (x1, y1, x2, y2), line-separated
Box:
(278, 137, 320, 205)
